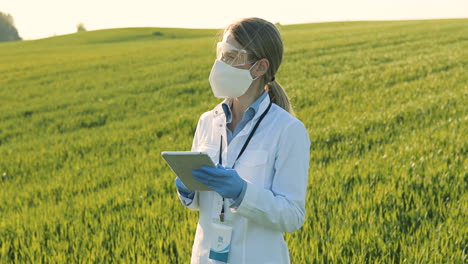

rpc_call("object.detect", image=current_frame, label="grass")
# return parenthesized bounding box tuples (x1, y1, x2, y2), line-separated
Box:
(0, 19, 467, 263)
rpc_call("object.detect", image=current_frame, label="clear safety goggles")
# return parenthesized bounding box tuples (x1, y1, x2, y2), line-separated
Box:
(216, 42, 257, 67)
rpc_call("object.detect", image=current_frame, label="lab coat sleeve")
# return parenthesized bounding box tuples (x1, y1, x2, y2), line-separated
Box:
(176, 117, 203, 211)
(230, 120, 311, 233)
(176, 190, 196, 207)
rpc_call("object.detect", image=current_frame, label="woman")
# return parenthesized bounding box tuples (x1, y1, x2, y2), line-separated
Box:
(175, 17, 311, 264)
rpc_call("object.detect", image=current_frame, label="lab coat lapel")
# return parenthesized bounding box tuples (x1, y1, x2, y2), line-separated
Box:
(210, 101, 228, 219)
(212, 100, 228, 164)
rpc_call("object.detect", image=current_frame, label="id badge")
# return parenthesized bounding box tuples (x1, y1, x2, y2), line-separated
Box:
(209, 223, 232, 263)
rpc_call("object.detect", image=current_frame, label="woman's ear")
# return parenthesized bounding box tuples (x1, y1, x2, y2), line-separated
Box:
(252, 58, 270, 79)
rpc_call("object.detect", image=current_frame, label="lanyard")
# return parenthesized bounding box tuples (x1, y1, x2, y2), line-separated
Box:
(218, 100, 272, 221)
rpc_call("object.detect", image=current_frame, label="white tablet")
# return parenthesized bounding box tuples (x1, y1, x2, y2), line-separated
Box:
(161, 151, 216, 191)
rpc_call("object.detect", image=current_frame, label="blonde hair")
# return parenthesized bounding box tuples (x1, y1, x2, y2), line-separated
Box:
(223, 17, 295, 116)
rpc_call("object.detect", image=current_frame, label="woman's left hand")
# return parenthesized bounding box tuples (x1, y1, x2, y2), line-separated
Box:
(192, 164, 246, 199)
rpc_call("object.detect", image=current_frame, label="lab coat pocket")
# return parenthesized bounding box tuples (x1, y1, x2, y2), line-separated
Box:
(236, 150, 268, 186)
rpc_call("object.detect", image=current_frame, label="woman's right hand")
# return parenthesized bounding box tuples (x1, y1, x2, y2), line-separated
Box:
(175, 177, 195, 198)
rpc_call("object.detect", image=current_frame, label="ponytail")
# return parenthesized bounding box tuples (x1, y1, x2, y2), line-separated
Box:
(265, 80, 295, 116)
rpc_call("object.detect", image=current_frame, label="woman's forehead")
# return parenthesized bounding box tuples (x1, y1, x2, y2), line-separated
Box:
(222, 31, 243, 49)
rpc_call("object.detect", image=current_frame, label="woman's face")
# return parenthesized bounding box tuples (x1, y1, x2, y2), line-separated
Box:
(218, 31, 269, 82)
(220, 32, 255, 70)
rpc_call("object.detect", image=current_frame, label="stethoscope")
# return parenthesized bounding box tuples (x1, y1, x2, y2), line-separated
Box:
(218, 100, 272, 222)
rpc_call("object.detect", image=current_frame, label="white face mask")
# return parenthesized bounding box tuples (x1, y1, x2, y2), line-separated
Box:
(208, 59, 259, 99)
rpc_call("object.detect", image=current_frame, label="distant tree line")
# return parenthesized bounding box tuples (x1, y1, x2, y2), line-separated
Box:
(0, 11, 21, 42)
(77, 22, 86, 32)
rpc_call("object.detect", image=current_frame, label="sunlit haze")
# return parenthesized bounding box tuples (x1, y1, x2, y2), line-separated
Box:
(2, 0, 467, 40)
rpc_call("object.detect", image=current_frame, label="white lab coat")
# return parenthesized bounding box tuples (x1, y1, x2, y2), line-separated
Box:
(179, 94, 311, 264)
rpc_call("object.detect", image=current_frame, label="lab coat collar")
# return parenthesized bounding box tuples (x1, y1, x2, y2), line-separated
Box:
(251, 93, 272, 122)
(211, 93, 272, 122)
(211, 94, 272, 147)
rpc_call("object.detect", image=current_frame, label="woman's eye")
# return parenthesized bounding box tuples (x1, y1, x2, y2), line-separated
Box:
(221, 55, 230, 63)
(226, 52, 238, 59)
(221, 55, 235, 64)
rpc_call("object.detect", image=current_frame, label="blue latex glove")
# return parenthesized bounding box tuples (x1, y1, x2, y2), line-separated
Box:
(175, 177, 195, 198)
(192, 164, 246, 199)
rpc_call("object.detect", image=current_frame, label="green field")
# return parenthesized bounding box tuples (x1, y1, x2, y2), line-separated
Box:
(0, 19, 467, 263)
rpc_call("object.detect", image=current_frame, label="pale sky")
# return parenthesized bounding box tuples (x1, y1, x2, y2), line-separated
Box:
(2, 0, 467, 40)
